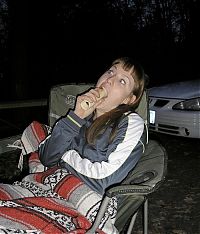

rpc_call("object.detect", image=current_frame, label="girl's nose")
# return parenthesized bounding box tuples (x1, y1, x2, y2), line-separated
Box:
(106, 76, 114, 84)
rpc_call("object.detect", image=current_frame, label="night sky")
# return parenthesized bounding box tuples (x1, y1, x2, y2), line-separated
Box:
(0, 0, 199, 100)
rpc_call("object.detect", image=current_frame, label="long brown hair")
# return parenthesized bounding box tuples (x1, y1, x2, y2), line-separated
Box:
(86, 57, 147, 144)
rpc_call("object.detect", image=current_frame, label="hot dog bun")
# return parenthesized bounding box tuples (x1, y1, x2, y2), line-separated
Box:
(81, 87, 107, 110)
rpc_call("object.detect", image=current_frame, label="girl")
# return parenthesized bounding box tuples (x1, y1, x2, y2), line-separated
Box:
(0, 57, 148, 233)
(39, 56, 148, 195)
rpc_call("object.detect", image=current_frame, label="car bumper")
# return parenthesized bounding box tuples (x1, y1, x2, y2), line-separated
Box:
(149, 109, 200, 138)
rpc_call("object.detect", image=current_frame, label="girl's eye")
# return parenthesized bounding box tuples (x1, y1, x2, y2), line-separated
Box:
(120, 79, 126, 85)
(107, 69, 114, 75)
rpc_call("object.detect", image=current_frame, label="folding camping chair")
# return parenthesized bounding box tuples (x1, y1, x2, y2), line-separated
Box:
(0, 83, 167, 233)
(48, 83, 167, 234)
(86, 139, 167, 234)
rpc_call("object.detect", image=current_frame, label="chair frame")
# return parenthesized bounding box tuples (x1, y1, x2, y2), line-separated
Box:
(86, 140, 168, 234)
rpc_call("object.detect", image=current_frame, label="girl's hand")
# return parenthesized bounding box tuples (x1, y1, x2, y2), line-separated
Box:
(74, 88, 105, 119)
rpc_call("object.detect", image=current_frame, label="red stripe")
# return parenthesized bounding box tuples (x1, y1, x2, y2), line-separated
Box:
(18, 197, 79, 217)
(16, 197, 93, 231)
(29, 152, 40, 160)
(0, 206, 66, 233)
(30, 121, 47, 143)
(0, 187, 12, 200)
(54, 174, 84, 199)
(33, 166, 59, 183)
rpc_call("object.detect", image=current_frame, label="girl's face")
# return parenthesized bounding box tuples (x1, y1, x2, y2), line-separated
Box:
(95, 63, 136, 114)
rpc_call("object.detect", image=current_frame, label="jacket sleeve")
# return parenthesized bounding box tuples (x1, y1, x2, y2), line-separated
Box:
(39, 110, 86, 167)
(61, 113, 145, 179)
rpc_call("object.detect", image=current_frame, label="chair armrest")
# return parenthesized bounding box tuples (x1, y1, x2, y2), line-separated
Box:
(105, 184, 152, 197)
(86, 185, 150, 234)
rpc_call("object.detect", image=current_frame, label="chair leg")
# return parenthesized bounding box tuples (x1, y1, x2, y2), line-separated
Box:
(127, 199, 148, 234)
(127, 211, 139, 234)
(85, 196, 110, 234)
(144, 199, 148, 234)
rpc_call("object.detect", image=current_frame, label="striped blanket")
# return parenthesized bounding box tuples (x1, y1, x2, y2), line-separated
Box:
(0, 122, 118, 233)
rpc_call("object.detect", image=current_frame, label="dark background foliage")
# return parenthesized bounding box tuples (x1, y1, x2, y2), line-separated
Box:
(0, 0, 199, 100)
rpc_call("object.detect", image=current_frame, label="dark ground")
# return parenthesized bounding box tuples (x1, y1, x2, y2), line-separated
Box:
(0, 110, 200, 233)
